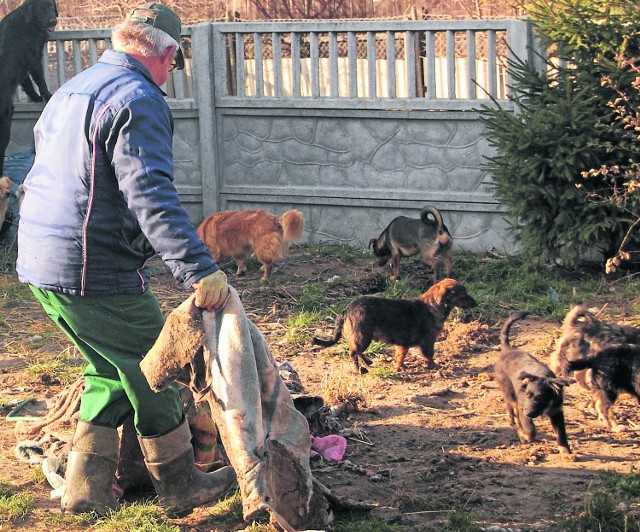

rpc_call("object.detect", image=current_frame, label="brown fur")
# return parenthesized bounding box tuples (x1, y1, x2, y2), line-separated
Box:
(495, 311, 573, 459)
(369, 206, 453, 282)
(0, 176, 13, 229)
(550, 305, 640, 391)
(313, 278, 477, 374)
(197, 209, 305, 281)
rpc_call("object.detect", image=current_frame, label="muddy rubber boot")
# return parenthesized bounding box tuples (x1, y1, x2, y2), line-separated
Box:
(61, 420, 120, 516)
(138, 418, 237, 518)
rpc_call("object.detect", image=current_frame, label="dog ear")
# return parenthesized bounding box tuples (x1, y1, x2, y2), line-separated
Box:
(517, 371, 538, 386)
(548, 377, 571, 389)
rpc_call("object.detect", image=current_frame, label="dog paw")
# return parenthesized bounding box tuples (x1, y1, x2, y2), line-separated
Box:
(559, 448, 576, 461)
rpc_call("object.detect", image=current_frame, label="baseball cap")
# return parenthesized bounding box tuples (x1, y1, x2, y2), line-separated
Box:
(126, 3, 184, 70)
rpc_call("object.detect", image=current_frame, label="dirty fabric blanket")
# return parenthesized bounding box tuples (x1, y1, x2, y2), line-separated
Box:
(141, 289, 329, 530)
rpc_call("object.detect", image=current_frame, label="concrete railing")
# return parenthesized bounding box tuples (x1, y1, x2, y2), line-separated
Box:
(9, 19, 538, 253)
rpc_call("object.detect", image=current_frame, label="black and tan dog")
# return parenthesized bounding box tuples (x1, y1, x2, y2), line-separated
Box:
(565, 344, 640, 432)
(495, 311, 573, 459)
(369, 205, 453, 282)
(312, 278, 476, 374)
(550, 305, 640, 389)
(0, 0, 57, 177)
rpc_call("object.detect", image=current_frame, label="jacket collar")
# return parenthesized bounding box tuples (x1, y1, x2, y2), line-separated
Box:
(99, 49, 167, 95)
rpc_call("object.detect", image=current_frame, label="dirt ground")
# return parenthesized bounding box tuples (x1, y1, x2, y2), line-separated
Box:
(1, 246, 640, 531)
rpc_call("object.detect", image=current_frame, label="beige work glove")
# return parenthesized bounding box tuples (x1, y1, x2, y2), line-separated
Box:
(192, 270, 229, 310)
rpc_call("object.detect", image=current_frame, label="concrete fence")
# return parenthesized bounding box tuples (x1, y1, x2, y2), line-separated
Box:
(9, 18, 539, 253)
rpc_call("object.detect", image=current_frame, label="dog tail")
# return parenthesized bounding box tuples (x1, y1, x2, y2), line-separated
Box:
(312, 312, 345, 348)
(279, 209, 305, 245)
(561, 304, 595, 330)
(420, 206, 444, 231)
(500, 310, 529, 350)
(564, 357, 595, 374)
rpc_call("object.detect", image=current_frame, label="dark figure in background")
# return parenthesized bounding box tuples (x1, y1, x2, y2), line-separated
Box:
(0, 0, 57, 177)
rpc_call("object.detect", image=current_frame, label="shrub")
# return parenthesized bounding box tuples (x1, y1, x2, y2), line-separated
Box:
(479, 0, 640, 265)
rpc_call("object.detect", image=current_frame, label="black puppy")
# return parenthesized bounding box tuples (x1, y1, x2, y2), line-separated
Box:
(550, 305, 640, 390)
(494, 311, 573, 459)
(369, 205, 453, 282)
(0, 0, 57, 176)
(566, 344, 640, 432)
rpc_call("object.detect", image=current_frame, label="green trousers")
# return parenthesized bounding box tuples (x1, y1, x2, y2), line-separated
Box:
(30, 286, 183, 436)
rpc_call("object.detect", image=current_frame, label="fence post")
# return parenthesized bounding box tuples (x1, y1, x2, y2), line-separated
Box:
(506, 19, 531, 89)
(192, 22, 220, 216)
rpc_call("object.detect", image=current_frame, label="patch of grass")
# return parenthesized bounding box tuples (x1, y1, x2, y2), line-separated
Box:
(24, 346, 86, 386)
(379, 277, 421, 299)
(206, 488, 244, 520)
(297, 283, 327, 311)
(285, 310, 322, 348)
(451, 252, 606, 324)
(31, 465, 46, 485)
(601, 469, 640, 498)
(441, 509, 481, 532)
(364, 340, 388, 357)
(0, 480, 34, 525)
(367, 365, 401, 380)
(91, 502, 180, 531)
(332, 515, 398, 531)
(559, 489, 639, 531)
(241, 522, 278, 532)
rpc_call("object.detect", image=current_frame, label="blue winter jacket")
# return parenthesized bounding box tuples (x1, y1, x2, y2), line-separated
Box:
(16, 50, 218, 295)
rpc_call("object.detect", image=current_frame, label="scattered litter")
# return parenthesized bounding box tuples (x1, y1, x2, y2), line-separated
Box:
(311, 434, 347, 462)
(14, 440, 44, 464)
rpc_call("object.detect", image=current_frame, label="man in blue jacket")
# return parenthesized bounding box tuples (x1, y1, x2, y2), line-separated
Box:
(16, 2, 236, 517)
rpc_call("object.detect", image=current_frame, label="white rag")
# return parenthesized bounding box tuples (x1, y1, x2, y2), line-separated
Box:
(141, 288, 331, 531)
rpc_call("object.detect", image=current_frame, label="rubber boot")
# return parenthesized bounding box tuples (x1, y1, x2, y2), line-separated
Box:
(138, 418, 237, 517)
(61, 420, 120, 516)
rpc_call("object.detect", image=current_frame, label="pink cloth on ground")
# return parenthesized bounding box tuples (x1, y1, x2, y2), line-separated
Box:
(311, 434, 347, 462)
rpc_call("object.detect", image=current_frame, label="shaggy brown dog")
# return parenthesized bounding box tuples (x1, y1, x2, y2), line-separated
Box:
(0, 0, 57, 177)
(369, 206, 453, 282)
(550, 305, 640, 390)
(566, 344, 640, 432)
(495, 311, 573, 459)
(313, 278, 477, 374)
(197, 209, 305, 281)
(0, 176, 14, 229)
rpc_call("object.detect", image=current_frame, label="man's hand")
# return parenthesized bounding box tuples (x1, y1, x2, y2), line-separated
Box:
(193, 270, 229, 310)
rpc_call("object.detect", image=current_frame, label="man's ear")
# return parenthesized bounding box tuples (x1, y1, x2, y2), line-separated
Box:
(161, 44, 177, 68)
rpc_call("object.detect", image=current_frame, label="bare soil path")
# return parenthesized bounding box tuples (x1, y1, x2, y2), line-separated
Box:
(1, 247, 639, 531)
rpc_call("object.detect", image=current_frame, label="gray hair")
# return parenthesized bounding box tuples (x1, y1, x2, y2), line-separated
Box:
(111, 20, 177, 60)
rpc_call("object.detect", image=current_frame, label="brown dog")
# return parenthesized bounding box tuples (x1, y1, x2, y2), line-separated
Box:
(369, 206, 453, 282)
(312, 278, 477, 374)
(0, 176, 14, 229)
(197, 209, 305, 281)
(550, 305, 640, 390)
(495, 311, 573, 459)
